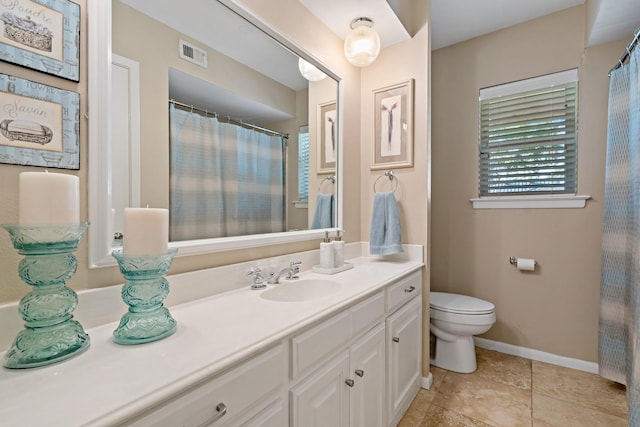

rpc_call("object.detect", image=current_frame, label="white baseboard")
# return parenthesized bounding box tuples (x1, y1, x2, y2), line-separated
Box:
(421, 372, 433, 390)
(474, 337, 599, 374)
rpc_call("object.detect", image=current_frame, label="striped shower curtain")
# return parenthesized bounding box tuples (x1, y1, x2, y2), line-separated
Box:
(169, 104, 285, 241)
(600, 47, 639, 425)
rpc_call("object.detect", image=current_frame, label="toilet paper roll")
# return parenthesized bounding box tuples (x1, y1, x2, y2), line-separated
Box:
(516, 258, 536, 271)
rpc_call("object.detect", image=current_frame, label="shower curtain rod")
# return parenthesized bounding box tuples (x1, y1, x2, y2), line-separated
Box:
(609, 27, 640, 75)
(169, 99, 289, 139)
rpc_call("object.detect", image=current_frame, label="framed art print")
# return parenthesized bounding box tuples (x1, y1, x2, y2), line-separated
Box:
(0, 73, 79, 169)
(317, 100, 337, 174)
(0, 0, 80, 81)
(371, 79, 414, 170)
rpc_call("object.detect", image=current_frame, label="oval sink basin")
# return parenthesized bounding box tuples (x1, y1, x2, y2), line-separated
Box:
(260, 279, 342, 302)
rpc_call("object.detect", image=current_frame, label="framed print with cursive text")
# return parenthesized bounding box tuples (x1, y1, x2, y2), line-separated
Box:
(0, 73, 79, 169)
(0, 0, 80, 81)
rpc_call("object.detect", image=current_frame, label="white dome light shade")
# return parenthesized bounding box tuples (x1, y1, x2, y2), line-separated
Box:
(344, 17, 380, 67)
(298, 58, 327, 81)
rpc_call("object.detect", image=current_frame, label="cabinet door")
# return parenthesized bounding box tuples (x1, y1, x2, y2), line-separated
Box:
(349, 323, 386, 427)
(290, 351, 350, 427)
(386, 298, 422, 427)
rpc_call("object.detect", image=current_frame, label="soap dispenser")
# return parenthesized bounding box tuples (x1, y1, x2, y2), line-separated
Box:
(333, 230, 344, 268)
(320, 230, 334, 269)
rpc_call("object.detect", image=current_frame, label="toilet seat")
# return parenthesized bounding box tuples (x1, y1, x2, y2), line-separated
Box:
(430, 292, 494, 315)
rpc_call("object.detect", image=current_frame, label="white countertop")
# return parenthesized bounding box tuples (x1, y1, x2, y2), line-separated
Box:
(0, 248, 423, 426)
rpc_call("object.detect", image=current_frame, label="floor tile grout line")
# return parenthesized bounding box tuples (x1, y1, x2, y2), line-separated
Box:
(530, 360, 534, 427)
(531, 390, 629, 421)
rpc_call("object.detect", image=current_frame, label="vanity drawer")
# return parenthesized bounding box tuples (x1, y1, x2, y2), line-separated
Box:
(291, 311, 351, 379)
(385, 271, 421, 313)
(351, 290, 385, 339)
(125, 344, 286, 427)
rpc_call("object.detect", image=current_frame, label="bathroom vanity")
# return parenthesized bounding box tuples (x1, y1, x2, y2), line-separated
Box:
(0, 244, 424, 426)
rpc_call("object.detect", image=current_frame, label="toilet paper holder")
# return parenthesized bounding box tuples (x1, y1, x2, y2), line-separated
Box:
(509, 256, 537, 266)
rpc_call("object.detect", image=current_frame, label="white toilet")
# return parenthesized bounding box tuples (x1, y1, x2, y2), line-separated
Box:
(429, 292, 496, 373)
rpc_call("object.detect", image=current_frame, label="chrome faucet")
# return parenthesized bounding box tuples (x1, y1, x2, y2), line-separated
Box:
(267, 261, 302, 284)
(247, 268, 266, 289)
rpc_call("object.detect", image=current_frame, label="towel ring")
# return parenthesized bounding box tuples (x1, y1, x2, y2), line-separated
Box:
(373, 170, 398, 193)
(318, 175, 335, 194)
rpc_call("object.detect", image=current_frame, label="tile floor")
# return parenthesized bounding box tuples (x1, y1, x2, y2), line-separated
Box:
(399, 348, 628, 426)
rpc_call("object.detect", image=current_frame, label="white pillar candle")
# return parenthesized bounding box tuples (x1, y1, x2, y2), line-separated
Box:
(19, 171, 80, 225)
(123, 207, 169, 255)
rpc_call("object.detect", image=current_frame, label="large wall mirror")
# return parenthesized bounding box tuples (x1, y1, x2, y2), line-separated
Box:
(88, 0, 342, 267)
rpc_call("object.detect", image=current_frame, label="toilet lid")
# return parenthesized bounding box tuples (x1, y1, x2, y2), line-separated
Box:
(430, 292, 495, 315)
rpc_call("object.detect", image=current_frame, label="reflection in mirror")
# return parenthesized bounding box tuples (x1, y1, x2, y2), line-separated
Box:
(88, 0, 342, 267)
(167, 96, 289, 241)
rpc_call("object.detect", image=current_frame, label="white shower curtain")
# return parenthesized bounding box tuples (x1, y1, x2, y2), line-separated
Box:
(600, 47, 639, 425)
(169, 104, 285, 241)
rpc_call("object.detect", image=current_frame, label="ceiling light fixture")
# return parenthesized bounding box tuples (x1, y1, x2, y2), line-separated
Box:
(298, 58, 327, 81)
(344, 17, 380, 67)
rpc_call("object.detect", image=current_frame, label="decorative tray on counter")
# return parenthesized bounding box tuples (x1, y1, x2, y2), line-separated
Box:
(312, 262, 354, 275)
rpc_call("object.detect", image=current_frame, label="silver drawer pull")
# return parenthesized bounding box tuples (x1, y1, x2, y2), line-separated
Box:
(392, 337, 400, 343)
(345, 379, 355, 387)
(355, 369, 364, 377)
(404, 286, 416, 293)
(204, 402, 227, 424)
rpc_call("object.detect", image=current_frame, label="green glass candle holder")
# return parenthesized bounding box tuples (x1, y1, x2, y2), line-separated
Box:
(1, 223, 90, 369)
(111, 248, 178, 345)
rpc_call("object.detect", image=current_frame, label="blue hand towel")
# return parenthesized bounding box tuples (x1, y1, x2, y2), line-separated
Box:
(311, 193, 334, 229)
(370, 191, 403, 255)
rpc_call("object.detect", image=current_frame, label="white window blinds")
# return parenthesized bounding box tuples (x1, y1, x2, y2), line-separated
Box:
(478, 70, 578, 196)
(298, 126, 309, 201)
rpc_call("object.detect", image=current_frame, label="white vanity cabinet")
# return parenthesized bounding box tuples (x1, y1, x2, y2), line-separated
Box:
(289, 291, 386, 427)
(349, 322, 386, 427)
(289, 270, 422, 427)
(0, 252, 426, 426)
(385, 272, 423, 426)
(386, 297, 422, 427)
(290, 350, 351, 426)
(240, 398, 288, 427)
(290, 324, 386, 427)
(122, 344, 288, 427)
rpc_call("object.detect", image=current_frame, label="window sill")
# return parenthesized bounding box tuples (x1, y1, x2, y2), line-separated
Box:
(470, 195, 591, 209)
(293, 200, 308, 209)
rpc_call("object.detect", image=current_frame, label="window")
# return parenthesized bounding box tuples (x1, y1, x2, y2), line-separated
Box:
(478, 70, 578, 197)
(298, 126, 309, 202)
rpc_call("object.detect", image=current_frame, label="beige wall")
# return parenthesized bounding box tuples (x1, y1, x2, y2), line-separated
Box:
(0, 0, 363, 303)
(237, 0, 363, 240)
(112, 0, 298, 210)
(360, 1, 430, 373)
(431, 5, 627, 362)
(0, 3, 91, 303)
(0, 0, 434, 377)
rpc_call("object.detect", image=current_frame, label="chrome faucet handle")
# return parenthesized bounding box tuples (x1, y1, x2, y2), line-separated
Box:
(247, 268, 266, 289)
(287, 261, 302, 280)
(247, 267, 262, 279)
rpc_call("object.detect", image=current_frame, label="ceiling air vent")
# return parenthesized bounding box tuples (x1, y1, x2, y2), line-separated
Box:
(179, 40, 208, 68)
